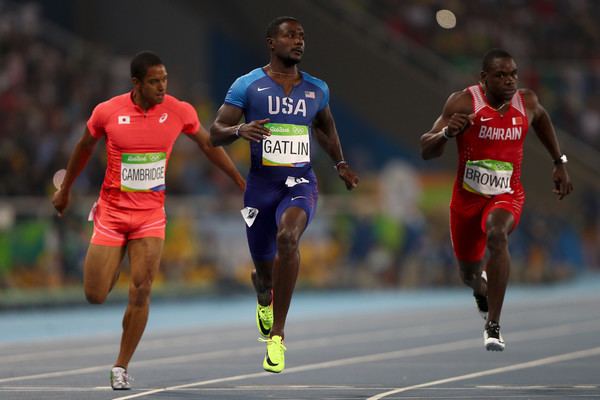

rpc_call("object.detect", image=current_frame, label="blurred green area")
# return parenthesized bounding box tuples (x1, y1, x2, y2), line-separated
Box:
(1, 168, 589, 308)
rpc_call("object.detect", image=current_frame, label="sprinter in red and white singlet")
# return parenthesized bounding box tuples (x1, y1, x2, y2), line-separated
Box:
(420, 49, 572, 352)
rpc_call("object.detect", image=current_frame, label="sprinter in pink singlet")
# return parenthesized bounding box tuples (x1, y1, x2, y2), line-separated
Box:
(52, 51, 245, 389)
(420, 49, 572, 351)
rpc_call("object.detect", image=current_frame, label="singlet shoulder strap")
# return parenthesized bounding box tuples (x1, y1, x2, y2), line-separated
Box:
(467, 85, 487, 114)
(510, 90, 527, 117)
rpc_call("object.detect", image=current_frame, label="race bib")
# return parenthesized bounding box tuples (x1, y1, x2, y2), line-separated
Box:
(121, 152, 166, 192)
(463, 159, 514, 196)
(262, 123, 310, 167)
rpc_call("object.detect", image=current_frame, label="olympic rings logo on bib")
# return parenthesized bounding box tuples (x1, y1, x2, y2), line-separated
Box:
(121, 152, 167, 192)
(262, 123, 310, 167)
(463, 159, 514, 197)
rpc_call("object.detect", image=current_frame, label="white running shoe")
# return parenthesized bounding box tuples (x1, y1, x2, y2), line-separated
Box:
(110, 366, 131, 390)
(484, 320, 505, 351)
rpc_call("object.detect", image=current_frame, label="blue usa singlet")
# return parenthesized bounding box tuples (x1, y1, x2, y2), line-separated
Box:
(224, 67, 329, 261)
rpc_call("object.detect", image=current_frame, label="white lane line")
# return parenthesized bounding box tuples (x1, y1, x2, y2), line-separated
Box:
(113, 371, 273, 400)
(0, 365, 109, 384)
(0, 307, 562, 363)
(0, 321, 472, 384)
(109, 342, 479, 399)
(0, 330, 250, 364)
(0, 318, 422, 363)
(3, 295, 598, 362)
(2, 319, 599, 386)
(0, 386, 112, 392)
(477, 384, 599, 390)
(366, 346, 600, 400)
(111, 321, 600, 400)
(1, 310, 470, 363)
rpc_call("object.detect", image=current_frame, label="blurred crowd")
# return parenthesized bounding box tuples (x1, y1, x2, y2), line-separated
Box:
(0, 2, 243, 197)
(0, 1, 594, 296)
(1, 3, 121, 196)
(364, 0, 600, 150)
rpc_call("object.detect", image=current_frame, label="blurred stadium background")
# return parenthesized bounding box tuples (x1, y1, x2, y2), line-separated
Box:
(0, 0, 598, 308)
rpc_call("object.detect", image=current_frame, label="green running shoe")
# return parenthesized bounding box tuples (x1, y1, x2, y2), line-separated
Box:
(261, 335, 286, 373)
(256, 303, 273, 338)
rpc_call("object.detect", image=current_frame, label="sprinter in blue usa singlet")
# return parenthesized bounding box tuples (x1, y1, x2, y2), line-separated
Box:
(224, 67, 329, 259)
(210, 16, 359, 373)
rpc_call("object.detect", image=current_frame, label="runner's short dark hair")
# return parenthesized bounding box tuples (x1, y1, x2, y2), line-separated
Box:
(482, 48, 513, 71)
(131, 51, 163, 81)
(266, 16, 299, 38)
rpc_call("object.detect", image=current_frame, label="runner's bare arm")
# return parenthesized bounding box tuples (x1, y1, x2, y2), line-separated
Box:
(420, 91, 473, 160)
(188, 125, 246, 191)
(524, 89, 573, 199)
(312, 106, 359, 190)
(52, 127, 99, 216)
(210, 104, 270, 145)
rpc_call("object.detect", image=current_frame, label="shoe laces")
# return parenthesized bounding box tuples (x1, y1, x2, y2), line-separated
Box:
(258, 336, 287, 352)
(258, 304, 273, 321)
(112, 368, 133, 385)
(486, 321, 501, 338)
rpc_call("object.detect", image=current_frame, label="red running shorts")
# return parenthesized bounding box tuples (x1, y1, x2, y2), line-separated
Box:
(89, 200, 166, 246)
(450, 192, 524, 262)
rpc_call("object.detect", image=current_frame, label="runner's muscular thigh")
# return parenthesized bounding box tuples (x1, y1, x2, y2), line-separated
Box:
(485, 208, 514, 237)
(127, 237, 164, 305)
(83, 244, 127, 302)
(278, 207, 308, 241)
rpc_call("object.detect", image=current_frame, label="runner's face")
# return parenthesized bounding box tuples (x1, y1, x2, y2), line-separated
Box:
(482, 57, 518, 102)
(139, 65, 167, 106)
(271, 21, 305, 65)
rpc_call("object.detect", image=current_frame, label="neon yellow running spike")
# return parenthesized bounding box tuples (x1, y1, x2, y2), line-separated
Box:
(256, 303, 273, 338)
(260, 335, 286, 373)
